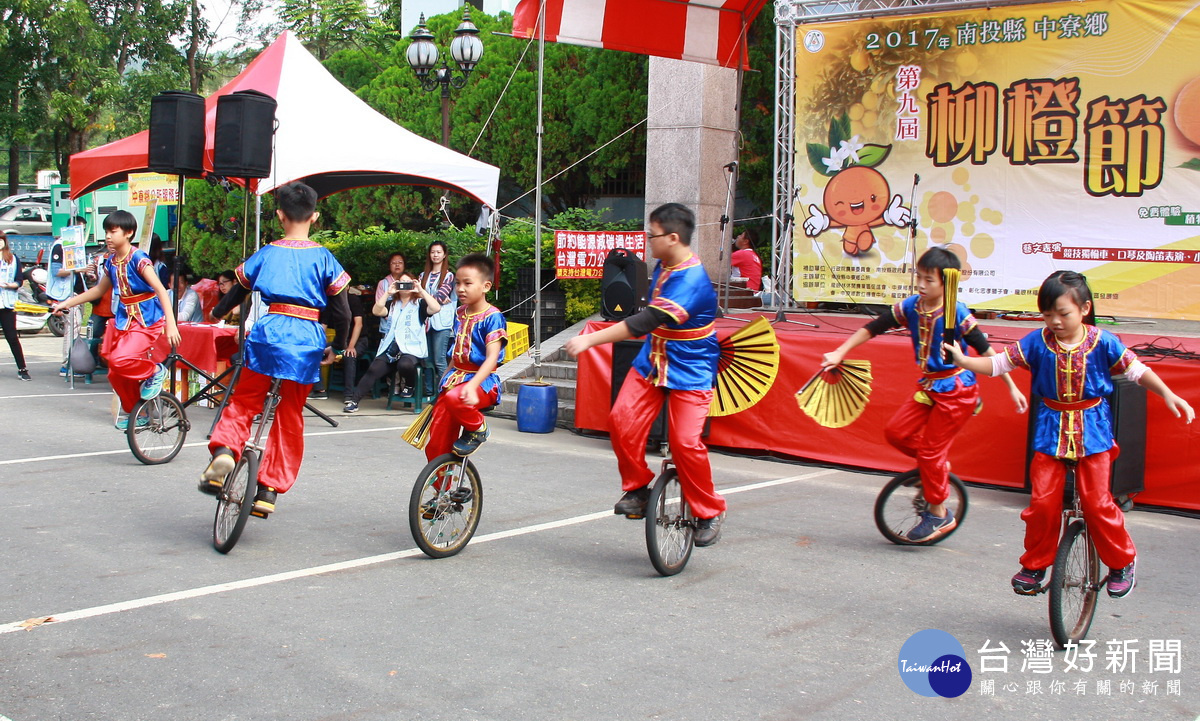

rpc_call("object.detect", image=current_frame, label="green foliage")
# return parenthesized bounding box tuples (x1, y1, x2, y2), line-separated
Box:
(178, 179, 269, 277)
(737, 8, 778, 238)
(320, 226, 484, 289)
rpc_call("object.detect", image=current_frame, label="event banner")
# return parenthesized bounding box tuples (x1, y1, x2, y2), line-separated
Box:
(128, 172, 180, 206)
(555, 230, 647, 279)
(793, 0, 1200, 319)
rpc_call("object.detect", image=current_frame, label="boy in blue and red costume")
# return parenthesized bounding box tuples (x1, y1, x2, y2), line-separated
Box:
(424, 253, 507, 460)
(822, 247, 1026, 542)
(566, 203, 726, 547)
(51, 211, 180, 429)
(199, 182, 351, 517)
(948, 271, 1193, 598)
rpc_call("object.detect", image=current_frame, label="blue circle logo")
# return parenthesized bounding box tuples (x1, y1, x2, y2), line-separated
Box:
(897, 629, 972, 698)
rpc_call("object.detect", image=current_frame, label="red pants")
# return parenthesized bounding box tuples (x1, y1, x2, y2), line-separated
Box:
(424, 385, 497, 461)
(609, 370, 725, 520)
(1021, 449, 1135, 570)
(884, 381, 978, 506)
(102, 320, 165, 413)
(209, 367, 312, 493)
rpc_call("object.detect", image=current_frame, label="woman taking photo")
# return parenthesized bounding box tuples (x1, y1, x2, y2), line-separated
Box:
(0, 231, 32, 381)
(420, 241, 456, 396)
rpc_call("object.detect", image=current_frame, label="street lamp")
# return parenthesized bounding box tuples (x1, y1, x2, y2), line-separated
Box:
(406, 8, 485, 147)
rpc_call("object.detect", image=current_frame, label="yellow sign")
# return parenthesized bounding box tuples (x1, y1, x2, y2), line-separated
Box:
(128, 172, 180, 206)
(793, 0, 1200, 320)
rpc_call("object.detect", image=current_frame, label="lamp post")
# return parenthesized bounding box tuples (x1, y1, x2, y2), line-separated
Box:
(406, 8, 485, 147)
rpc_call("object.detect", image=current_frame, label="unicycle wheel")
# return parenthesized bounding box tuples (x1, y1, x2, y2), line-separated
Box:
(212, 450, 258, 554)
(127, 394, 189, 465)
(1049, 520, 1101, 647)
(645, 469, 695, 576)
(873, 470, 968, 546)
(409, 454, 483, 558)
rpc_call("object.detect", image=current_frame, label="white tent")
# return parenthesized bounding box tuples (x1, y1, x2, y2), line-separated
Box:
(71, 31, 500, 208)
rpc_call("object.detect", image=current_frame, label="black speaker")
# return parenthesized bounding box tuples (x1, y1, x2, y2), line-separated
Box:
(213, 90, 277, 178)
(600, 248, 648, 321)
(1023, 376, 1146, 496)
(148, 91, 205, 175)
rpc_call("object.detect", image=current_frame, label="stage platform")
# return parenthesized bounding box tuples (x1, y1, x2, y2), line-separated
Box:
(573, 311, 1200, 513)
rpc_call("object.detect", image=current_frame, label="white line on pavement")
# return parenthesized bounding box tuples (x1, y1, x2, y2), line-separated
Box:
(0, 425, 403, 466)
(0, 468, 838, 635)
(0, 392, 111, 400)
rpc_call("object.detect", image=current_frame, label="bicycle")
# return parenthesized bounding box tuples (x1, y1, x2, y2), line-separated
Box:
(873, 468, 969, 546)
(211, 377, 284, 554)
(1044, 461, 1104, 648)
(409, 451, 483, 558)
(644, 458, 696, 576)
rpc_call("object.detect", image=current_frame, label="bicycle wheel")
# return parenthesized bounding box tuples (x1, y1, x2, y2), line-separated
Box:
(213, 450, 258, 554)
(1049, 520, 1101, 648)
(645, 469, 695, 576)
(409, 454, 483, 559)
(873, 470, 969, 546)
(127, 394, 189, 465)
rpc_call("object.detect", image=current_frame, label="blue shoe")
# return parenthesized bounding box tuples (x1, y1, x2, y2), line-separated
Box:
(906, 509, 956, 542)
(452, 423, 489, 456)
(140, 363, 168, 400)
(115, 414, 150, 431)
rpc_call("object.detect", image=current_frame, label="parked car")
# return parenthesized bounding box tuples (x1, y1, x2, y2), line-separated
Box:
(0, 192, 51, 205)
(0, 203, 52, 234)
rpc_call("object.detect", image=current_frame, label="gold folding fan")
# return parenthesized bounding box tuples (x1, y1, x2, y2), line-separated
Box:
(401, 404, 435, 449)
(795, 360, 873, 428)
(942, 267, 960, 361)
(709, 316, 781, 417)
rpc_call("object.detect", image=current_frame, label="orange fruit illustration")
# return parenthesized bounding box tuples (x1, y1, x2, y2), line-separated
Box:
(1174, 77, 1200, 148)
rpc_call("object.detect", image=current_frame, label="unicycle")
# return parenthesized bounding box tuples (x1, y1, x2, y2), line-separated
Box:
(409, 453, 483, 558)
(1048, 461, 1103, 648)
(212, 378, 283, 554)
(874, 469, 969, 545)
(645, 459, 696, 576)
(127, 393, 189, 465)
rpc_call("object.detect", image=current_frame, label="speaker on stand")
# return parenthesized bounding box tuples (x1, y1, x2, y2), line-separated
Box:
(149, 91, 206, 175)
(213, 89, 278, 179)
(600, 248, 648, 321)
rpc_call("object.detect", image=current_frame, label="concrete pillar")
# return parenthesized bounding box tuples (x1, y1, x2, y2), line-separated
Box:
(645, 56, 739, 283)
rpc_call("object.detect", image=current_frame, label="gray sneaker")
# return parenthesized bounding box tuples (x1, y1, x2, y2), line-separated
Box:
(694, 513, 725, 547)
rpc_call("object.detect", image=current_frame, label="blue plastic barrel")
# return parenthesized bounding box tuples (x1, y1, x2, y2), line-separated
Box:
(517, 382, 558, 433)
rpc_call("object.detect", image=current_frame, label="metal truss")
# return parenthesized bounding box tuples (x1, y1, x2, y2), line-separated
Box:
(770, 0, 1066, 307)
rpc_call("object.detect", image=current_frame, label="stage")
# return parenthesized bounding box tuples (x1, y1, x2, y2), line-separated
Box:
(573, 313, 1200, 513)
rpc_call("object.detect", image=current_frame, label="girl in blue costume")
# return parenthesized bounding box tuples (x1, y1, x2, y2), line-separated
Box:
(946, 271, 1193, 598)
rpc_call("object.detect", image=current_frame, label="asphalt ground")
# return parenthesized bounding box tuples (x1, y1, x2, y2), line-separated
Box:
(2, 333, 1198, 721)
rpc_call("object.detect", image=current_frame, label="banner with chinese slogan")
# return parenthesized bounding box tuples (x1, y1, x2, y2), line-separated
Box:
(128, 173, 180, 206)
(793, 0, 1200, 320)
(555, 231, 648, 279)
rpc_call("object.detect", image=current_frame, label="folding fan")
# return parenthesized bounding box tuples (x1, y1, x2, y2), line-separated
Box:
(942, 267, 961, 362)
(794, 360, 873, 428)
(401, 404, 434, 449)
(709, 317, 781, 417)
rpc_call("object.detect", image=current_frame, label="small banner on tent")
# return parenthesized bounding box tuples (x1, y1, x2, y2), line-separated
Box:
(128, 173, 180, 206)
(555, 231, 647, 279)
(792, 0, 1200, 320)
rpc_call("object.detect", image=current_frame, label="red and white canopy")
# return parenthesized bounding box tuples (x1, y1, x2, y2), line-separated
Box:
(69, 31, 500, 207)
(512, 0, 767, 69)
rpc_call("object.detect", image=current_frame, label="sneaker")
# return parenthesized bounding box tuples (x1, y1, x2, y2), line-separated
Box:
(199, 448, 236, 495)
(613, 486, 650, 518)
(343, 400, 359, 414)
(694, 513, 725, 547)
(399, 385, 413, 398)
(309, 389, 328, 400)
(17, 369, 31, 381)
(1107, 559, 1136, 598)
(251, 486, 277, 517)
(906, 509, 957, 542)
(114, 414, 150, 431)
(1012, 567, 1048, 595)
(59, 365, 68, 377)
(140, 363, 168, 400)
(452, 423, 490, 456)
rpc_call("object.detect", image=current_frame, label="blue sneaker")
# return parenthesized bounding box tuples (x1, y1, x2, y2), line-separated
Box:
(140, 363, 168, 400)
(115, 414, 150, 431)
(906, 509, 956, 542)
(451, 423, 489, 456)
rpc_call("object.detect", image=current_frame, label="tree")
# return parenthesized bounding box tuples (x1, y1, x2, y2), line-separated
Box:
(278, 0, 371, 61)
